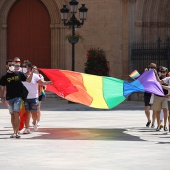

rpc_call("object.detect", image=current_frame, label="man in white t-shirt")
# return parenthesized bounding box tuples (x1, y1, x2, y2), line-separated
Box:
(22, 62, 52, 134)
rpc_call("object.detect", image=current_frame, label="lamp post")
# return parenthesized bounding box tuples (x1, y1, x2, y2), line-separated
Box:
(60, 0, 88, 71)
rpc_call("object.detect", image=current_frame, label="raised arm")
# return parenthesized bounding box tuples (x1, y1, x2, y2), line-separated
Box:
(154, 69, 164, 84)
(26, 69, 34, 82)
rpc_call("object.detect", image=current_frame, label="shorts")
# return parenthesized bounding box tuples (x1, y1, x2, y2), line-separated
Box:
(7, 97, 22, 114)
(144, 93, 151, 106)
(24, 98, 39, 112)
(152, 95, 168, 111)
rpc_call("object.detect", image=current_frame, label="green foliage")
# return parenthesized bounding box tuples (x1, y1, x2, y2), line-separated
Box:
(84, 48, 110, 76)
(65, 34, 84, 41)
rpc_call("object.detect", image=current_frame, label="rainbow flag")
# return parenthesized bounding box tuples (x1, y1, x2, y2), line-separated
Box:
(39, 69, 164, 109)
(19, 100, 27, 131)
(129, 70, 140, 79)
(41, 86, 46, 98)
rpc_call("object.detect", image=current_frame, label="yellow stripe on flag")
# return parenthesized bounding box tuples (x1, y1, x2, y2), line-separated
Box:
(82, 74, 108, 109)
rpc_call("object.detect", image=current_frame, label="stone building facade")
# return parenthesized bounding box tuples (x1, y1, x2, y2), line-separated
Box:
(0, 0, 169, 81)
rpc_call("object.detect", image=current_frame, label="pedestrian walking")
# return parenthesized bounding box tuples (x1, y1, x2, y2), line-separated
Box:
(22, 62, 52, 134)
(0, 59, 34, 138)
(144, 63, 157, 128)
(153, 66, 169, 131)
(32, 65, 46, 126)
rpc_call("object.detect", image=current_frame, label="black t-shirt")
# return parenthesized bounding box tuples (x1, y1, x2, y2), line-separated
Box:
(0, 71, 27, 100)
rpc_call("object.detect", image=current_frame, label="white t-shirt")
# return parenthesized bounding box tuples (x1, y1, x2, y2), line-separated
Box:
(162, 77, 170, 101)
(22, 73, 41, 99)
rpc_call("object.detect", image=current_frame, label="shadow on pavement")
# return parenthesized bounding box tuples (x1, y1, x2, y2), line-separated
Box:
(24, 128, 144, 141)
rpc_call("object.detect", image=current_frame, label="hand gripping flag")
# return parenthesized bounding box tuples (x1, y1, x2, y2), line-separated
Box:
(39, 69, 164, 109)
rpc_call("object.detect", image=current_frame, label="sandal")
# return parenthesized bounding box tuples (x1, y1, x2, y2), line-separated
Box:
(15, 134, 21, 139)
(10, 134, 16, 138)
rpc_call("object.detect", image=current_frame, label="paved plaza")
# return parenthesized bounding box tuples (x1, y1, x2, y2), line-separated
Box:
(0, 99, 170, 170)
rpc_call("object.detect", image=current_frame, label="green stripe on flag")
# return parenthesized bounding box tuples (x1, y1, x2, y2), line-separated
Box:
(103, 77, 126, 109)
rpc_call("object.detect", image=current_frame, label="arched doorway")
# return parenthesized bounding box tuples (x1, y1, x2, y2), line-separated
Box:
(7, 0, 51, 68)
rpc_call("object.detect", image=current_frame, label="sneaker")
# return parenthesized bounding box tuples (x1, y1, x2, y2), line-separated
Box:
(151, 124, 155, 128)
(37, 121, 40, 127)
(23, 128, 31, 134)
(164, 126, 168, 131)
(156, 126, 160, 131)
(10, 134, 16, 138)
(33, 123, 38, 131)
(146, 121, 151, 127)
(27, 129, 31, 134)
(23, 129, 28, 134)
(160, 125, 163, 129)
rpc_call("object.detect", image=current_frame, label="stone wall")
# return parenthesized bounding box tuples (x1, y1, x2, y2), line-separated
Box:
(65, 0, 129, 79)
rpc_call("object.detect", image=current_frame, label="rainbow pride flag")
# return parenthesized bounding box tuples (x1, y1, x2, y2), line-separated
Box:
(129, 70, 140, 79)
(19, 100, 27, 131)
(40, 85, 46, 98)
(39, 69, 164, 109)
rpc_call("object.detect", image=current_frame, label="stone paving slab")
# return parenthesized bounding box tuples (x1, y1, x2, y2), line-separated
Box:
(0, 100, 170, 170)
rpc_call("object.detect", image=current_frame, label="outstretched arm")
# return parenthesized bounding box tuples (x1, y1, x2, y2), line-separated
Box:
(37, 79, 52, 85)
(162, 85, 170, 90)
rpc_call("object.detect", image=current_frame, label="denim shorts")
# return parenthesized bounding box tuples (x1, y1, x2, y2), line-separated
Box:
(7, 97, 22, 114)
(25, 98, 39, 112)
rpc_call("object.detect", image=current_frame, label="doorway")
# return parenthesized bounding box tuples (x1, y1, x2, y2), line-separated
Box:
(7, 0, 51, 68)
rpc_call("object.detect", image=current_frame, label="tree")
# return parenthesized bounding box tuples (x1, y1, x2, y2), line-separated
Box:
(84, 48, 110, 76)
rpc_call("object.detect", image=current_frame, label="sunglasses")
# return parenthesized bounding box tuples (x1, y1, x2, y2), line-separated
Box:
(9, 64, 15, 66)
(161, 71, 166, 73)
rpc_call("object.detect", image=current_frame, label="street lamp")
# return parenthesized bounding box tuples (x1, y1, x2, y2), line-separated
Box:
(60, 0, 88, 71)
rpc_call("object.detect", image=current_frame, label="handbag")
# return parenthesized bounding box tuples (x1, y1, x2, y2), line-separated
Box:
(21, 82, 28, 101)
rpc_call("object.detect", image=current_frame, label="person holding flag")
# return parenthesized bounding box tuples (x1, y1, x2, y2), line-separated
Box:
(32, 65, 46, 127)
(0, 59, 34, 138)
(22, 62, 52, 134)
(129, 63, 157, 128)
(143, 63, 157, 128)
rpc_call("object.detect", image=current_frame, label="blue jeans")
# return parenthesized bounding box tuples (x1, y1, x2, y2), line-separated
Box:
(7, 97, 22, 114)
(25, 98, 39, 112)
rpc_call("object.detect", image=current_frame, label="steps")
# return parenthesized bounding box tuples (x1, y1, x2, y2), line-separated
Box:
(44, 91, 63, 100)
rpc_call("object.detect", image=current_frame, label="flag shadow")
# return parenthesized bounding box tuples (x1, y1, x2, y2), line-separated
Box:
(26, 128, 144, 141)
